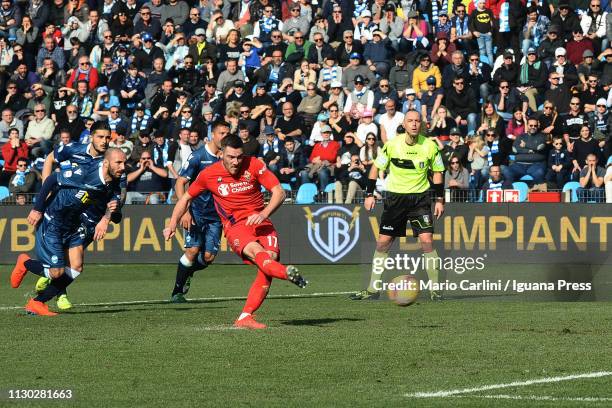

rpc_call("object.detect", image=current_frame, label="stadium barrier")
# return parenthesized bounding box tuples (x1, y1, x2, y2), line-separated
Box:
(1, 204, 611, 265)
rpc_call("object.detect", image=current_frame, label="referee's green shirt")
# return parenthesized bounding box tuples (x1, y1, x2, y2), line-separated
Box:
(374, 134, 445, 194)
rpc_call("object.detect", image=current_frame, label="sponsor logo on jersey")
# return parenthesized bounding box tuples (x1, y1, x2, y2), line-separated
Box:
(217, 184, 230, 196)
(303, 206, 360, 262)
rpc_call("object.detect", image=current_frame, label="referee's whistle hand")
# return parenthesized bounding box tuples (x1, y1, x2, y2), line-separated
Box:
(434, 202, 444, 219)
(364, 196, 375, 211)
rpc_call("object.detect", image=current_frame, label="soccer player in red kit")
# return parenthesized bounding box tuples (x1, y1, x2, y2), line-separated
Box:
(163, 134, 308, 329)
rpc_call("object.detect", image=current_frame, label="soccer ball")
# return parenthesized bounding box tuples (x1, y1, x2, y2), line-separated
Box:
(387, 275, 419, 306)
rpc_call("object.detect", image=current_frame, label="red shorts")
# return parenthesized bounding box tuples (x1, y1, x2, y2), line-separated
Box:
(225, 219, 280, 262)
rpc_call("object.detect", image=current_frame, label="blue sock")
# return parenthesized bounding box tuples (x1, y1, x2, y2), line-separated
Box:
(24, 259, 45, 277)
(35, 274, 73, 303)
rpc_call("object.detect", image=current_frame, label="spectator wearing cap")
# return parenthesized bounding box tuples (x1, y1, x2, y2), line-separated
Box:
(580, 0, 607, 54)
(433, 12, 452, 38)
(311, 112, 332, 146)
(134, 6, 162, 40)
(430, 32, 455, 69)
(341, 52, 375, 91)
(518, 47, 547, 112)
(251, 81, 276, 110)
(322, 82, 345, 112)
(420, 76, 443, 121)
(336, 30, 363, 67)
(577, 50, 599, 90)
(302, 124, 340, 190)
(354, 10, 377, 44)
(493, 50, 519, 88)
(252, 4, 282, 47)
(412, 53, 441, 96)
(550, 3, 581, 42)
(187, 27, 217, 66)
(399, 10, 429, 53)
(404, 88, 422, 116)
(364, 30, 392, 77)
(275, 136, 308, 188)
(283, 3, 309, 42)
(129, 103, 153, 139)
(536, 25, 564, 68)
(389, 55, 412, 99)
(378, 3, 403, 50)
(587, 98, 610, 140)
(438, 127, 469, 168)
(550, 47, 578, 89)
(580, 73, 606, 113)
(259, 125, 281, 170)
(355, 109, 378, 145)
(309, 13, 329, 44)
(469, 0, 495, 64)
(509, 116, 547, 183)
(566, 30, 595, 66)
(133, 33, 164, 74)
(521, 5, 550, 58)
(344, 75, 374, 113)
(445, 75, 478, 136)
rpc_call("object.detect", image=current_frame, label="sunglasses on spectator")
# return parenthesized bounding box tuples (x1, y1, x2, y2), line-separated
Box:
(366, 137, 375, 141)
(456, 9, 465, 13)
(182, 110, 192, 113)
(486, 134, 496, 137)
(528, 124, 538, 128)
(553, 142, 563, 146)
(570, 102, 579, 105)
(454, 81, 464, 85)
(588, 79, 598, 83)
(291, 8, 300, 11)
(597, 104, 606, 107)
(307, 87, 316, 91)
(344, 35, 353, 39)
(7, 86, 15, 89)
(451, 161, 459, 164)
(272, 35, 281, 38)
(80, 62, 90, 66)
(314, 38, 323, 42)
(67, 109, 77, 113)
(295, 36, 304, 39)
(240, 109, 250, 113)
(141, 11, 150, 15)
(110, 110, 119, 113)
(264, 8, 272, 12)
(590, 3, 600, 7)
(470, 58, 479, 61)
(380, 84, 389, 87)
(550, 77, 560, 80)
(499, 85, 509, 89)
(191, 12, 200, 16)
(544, 105, 553, 109)
(17, 163, 27, 167)
(34, 109, 45, 112)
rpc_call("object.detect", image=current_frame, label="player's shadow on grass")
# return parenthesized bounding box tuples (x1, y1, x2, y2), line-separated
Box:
(281, 317, 364, 327)
(68, 306, 227, 314)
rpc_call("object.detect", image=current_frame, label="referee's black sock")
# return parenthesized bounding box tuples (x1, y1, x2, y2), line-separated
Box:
(35, 274, 73, 303)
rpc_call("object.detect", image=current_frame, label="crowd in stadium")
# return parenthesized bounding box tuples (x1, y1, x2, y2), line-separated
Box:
(0, 0, 611, 203)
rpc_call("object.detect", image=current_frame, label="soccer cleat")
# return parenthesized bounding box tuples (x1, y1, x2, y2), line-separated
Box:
(349, 289, 381, 301)
(35, 277, 51, 293)
(286, 265, 308, 288)
(182, 276, 192, 295)
(25, 299, 58, 316)
(430, 291, 444, 301)
(10, 253, 31, 288)
(56, 294, 73, 310)
(170, 293, 188, 303)
(234, 315, 267, 330)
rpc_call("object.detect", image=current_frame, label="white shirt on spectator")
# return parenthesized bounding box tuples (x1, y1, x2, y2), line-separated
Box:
(379, 111, 404, 142)
(356, 122, 378, 145)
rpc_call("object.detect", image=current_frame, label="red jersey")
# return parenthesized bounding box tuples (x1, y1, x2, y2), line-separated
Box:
(187, 156, 280, 226)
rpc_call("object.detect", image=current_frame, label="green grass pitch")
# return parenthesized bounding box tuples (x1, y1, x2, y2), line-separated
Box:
(1, 264, 611, 407)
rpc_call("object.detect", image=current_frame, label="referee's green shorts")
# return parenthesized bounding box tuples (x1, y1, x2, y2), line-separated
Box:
(379, 192, 433, 237)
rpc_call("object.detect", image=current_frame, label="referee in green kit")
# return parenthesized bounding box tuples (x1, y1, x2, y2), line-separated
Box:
(350, 110, 445, 301)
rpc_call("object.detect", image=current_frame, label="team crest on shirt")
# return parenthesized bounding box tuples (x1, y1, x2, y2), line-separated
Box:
(217, 184, 230, 196)
(243, 170, 251, 182)
(303, 206, 361, 262)
(419, 161, 425, 169)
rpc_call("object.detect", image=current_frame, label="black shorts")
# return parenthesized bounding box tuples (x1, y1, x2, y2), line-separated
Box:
(379, 192, 433, 237)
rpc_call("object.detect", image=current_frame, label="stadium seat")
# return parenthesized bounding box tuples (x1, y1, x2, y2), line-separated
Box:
(324, 183, 336, 203)
(280, 183, 292, 191)
(512, 182, 529, 202)
(295, 183, 318, 204)
(520, 175, 534, 182)
(562, 181, 581, 203)
(0, 186, 10, 201)
(479, 55, 490, 65)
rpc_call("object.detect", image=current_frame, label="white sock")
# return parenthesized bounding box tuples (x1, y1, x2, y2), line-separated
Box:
(238, 312, 251, 321)
(180, 254, 193, 267)
(43, 268, 51, 278)
(64, 267, 81, 280)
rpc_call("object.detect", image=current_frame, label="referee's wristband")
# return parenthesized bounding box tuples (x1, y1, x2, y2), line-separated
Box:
(365, 178, 377, 196)
(432, 183, 444, 200)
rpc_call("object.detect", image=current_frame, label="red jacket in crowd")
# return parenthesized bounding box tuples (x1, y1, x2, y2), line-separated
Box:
(66, 67, 100, 91)
(1, 141, 29, 172)
(310, 140, 340, 163)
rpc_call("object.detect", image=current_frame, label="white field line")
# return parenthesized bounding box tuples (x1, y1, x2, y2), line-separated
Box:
(0, 291, 355, 311)
(469, 394, 612, 402)
(405, 371, 612, 398)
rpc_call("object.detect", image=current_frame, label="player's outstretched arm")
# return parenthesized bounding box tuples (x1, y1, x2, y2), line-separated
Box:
(245, 184, 286, 226)
(41, 152, 55, 182)
(163, 192, 193, 240)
